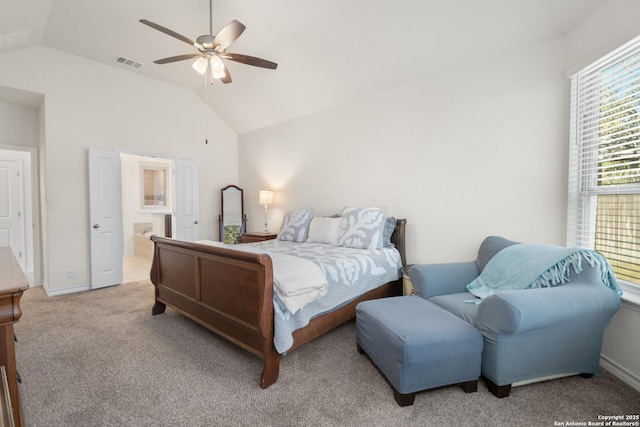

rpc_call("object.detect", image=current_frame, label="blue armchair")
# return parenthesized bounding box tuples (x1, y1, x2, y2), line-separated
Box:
(408, 236, 622, 397)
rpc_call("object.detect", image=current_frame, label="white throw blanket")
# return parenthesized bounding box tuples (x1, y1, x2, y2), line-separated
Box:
(267, 251, 329, 313)
(197, 240, 328, 314)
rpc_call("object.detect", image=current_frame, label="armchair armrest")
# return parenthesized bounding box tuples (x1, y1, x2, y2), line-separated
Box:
(476, 282, 622, 335)
(409, 262, 479, 299)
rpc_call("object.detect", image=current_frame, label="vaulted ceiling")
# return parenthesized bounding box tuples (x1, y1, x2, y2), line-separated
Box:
(0, 0, 610, 134)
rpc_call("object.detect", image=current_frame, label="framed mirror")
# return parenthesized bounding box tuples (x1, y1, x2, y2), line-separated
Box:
(141, 164, 170, 210)
(219, 185, 247, 243)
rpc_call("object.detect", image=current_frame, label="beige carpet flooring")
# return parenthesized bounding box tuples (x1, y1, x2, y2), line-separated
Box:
(13, 280, 640, 426)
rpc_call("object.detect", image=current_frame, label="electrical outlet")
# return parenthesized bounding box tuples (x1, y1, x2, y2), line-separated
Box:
(66, 269, 75, 279)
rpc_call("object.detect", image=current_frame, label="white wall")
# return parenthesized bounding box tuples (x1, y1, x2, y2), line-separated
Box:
(0, 46, 238, 293)
(564, 0, 640, 392)
(564, 0, 640, 74)
(0, 100, 42, 286)
(240, 38, 568, 264)
(0, 101, 39, 147)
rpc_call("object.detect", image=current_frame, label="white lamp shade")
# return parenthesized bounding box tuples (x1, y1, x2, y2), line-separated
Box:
(259, 190, 274, 206)
(210, 56, 226, 79)
(192, 57, 208, 75)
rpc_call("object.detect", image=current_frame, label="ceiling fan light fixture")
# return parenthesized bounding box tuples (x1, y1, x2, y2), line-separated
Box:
(210, 56, 226, 79)
(140, 0, 277, 85)
(192, 57, 208, 75)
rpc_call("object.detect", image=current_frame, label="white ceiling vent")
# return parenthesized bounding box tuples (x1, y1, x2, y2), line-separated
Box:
(0, 30, 32, 49)
(114, 56, 144, 69)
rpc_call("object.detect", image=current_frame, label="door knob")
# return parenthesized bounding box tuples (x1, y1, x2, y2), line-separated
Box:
(194, 220, 199, 225)
(93, 224, 100, 229)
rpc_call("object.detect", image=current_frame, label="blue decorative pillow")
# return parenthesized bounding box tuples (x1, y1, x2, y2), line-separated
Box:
(383, 217, 397, 248)
(338, 207, 386, 250)
(277, 209, 314, 242)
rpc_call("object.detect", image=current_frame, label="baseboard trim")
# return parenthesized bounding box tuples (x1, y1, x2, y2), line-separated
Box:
(600, 354, 640, 392)
(44, 283, 91, 297)
(25, 270, 35, 287)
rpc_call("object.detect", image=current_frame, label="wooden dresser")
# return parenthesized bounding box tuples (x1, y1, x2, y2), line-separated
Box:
(0, 248, 29, 427)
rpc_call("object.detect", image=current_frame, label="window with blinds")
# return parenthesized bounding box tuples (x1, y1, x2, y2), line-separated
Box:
(567, 36, 640, 288)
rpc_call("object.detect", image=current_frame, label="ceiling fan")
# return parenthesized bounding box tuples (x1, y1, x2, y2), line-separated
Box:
(140, 0, 277, 84)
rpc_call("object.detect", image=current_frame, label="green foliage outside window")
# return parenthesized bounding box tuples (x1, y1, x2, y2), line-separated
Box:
(593, 50, 640, 283)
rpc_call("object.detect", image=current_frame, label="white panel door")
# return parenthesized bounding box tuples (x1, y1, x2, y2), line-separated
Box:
(0, 160, 24, 270)
(174, 159, 199, 241)
(89, 148, 123, 289)
(0, 160, 18, 249)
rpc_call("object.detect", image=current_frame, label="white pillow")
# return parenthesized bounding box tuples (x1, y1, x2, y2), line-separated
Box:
(307, 217, 342, 245)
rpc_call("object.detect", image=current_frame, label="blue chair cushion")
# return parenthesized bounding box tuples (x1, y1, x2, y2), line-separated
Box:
(428, 292, 479, 326)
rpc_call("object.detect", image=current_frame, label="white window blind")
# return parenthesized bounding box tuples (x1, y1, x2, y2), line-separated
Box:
(567, 36, 640, 287)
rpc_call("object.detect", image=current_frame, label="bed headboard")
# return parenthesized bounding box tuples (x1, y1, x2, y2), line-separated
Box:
(391, 219, 407, 267)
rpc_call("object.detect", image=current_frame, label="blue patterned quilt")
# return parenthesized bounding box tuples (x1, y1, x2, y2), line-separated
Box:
(246, 240, 403, 353)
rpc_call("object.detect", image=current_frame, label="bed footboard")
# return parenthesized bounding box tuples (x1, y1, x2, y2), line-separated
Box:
(149, 236, 281, 388)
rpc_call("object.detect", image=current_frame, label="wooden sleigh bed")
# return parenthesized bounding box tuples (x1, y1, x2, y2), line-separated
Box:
(149, 218, 406, 389)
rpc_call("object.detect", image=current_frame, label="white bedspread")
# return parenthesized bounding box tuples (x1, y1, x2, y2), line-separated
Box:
(197, 239, 402, 353)
(196, 240, 328, 314)
(248, 240, 403, 353)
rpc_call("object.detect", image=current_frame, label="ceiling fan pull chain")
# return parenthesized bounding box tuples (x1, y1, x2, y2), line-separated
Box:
(204, 71, 209, 144)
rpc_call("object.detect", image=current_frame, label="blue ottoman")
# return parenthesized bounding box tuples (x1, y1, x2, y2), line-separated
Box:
(356, 296, 483, 406)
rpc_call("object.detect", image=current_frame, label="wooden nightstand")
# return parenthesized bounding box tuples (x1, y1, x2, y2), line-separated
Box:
(402, 264, 415, 296)
(237, 232, 278, 243)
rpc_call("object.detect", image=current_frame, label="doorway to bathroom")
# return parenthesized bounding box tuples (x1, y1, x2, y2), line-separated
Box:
(121, 153, 172, 283)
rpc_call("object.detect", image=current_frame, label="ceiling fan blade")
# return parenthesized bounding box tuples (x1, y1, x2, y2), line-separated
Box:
(220, 69, 232, 84)
(154, 54, 202, 64)
(220, 53, 278, 70)
(212, 20, 246, 51)
(140, 19, 195, 47)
